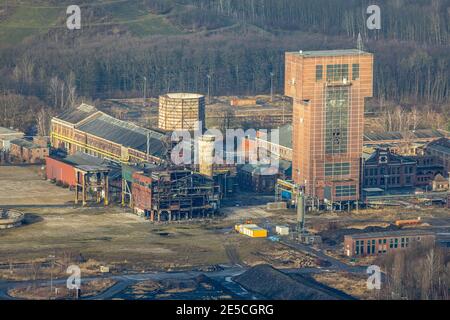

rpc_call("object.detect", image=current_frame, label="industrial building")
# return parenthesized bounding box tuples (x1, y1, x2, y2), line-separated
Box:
(240, 125, 293, 163)
(46, 152, 122, 205)
(285, 49, 374, 208)
(51, 103, 167, 165)
(158, 93, 205, 131)
(431, 174, 449, 191)
(362, 148, 446, 193)
(238, 160, 291, 193)
(344, 230, 436, 257)
(128, 168, 220, 221)
(364, 129, 449, 149)
(9, 138, 49, 164)
(363, 148, 417, 190)
(425, 138, 450, 171)
(46, 152, 120, 187)
(46, 102, 231, 218)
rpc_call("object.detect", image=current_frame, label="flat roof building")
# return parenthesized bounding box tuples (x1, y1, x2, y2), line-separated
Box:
(344, 230, 435, 257)
(285, 49, 374, 206)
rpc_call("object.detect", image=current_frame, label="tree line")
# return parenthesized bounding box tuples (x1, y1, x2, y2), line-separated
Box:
(0, 0, 448, 133)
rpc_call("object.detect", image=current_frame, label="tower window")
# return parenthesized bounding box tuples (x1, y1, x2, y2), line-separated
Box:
(316, 65, 323, 81)
(352, 64, 360, 80)
(326, 64, 349, 81)
(325, 87, 349, 154)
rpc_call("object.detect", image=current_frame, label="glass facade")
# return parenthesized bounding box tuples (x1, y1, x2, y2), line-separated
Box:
(325, 162, 350, 176)
(325, 87, 349, 154)
(326, 64, 349, 81)
(335, 185, 357, 197)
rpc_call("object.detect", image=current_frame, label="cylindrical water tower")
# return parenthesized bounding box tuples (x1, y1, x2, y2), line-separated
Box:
(158, 93, 205, 131)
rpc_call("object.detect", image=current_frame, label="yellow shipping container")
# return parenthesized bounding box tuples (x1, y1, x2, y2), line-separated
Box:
(235, 224, 267, 238)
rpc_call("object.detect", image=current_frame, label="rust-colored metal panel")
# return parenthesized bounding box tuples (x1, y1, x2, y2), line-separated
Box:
(45, 157, 77, 186)
(131, 172, 152, 211)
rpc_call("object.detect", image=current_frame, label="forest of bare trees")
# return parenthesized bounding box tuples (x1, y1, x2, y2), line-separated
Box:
(374, 243, 449, 300)
(0, 0, 448, 133)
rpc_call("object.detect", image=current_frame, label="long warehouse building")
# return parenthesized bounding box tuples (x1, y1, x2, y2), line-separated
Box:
(51, 104, 167, 164)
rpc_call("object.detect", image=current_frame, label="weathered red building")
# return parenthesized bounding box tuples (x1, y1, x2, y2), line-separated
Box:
(45, 152, 114, 188)
(344, 230, 435, 257)
(9, 138, 49, 164)
(285, 49, 374, 206)
(132, 172, 152, 216)
(46, 156, 77, 187)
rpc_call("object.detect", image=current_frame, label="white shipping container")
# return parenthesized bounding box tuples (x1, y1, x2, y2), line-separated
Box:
(276, 225, 289, 236)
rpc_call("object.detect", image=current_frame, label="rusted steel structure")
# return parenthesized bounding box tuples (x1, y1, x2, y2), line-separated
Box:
(285, 49, 374, 208)
(74, 165, 110, 206)
(131, 168, 220, 221)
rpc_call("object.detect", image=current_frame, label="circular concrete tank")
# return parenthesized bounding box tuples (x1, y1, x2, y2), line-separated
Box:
(0, 208, 24, 229)
(158, 93, 205, 131)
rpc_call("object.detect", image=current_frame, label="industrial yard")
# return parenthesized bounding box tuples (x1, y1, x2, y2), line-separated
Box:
(0, 166, 286, 274)
(1, 164, 449, 300)
(0, 51, 449, 301)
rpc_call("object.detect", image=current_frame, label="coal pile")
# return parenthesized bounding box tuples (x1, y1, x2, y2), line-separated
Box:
(234, 264, 351, 300)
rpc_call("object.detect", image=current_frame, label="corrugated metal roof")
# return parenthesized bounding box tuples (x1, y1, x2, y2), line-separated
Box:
(62, 152, 105, 167)
(364, 129, 446, 142)
(77, 113, 166, 157)
(56, 103, 99, 124)
(49, 152, 121, 175)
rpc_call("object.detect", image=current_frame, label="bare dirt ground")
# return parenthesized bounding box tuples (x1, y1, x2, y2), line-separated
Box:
(2, 165, 448, 296)
(222, 206, 275, 221)
(8, 279, 116, 300)
(249, 246, 318, 269)
(0, 166, 74, 206)
(0, 166, 284, 280)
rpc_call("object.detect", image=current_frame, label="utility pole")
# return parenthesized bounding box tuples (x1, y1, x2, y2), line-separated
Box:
(270, 72, 274, 102)
(143, 76, 147, 107)
(207, 74, 211, 104)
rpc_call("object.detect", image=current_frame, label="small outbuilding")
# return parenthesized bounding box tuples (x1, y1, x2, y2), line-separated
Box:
(432, 173, 449, 191)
